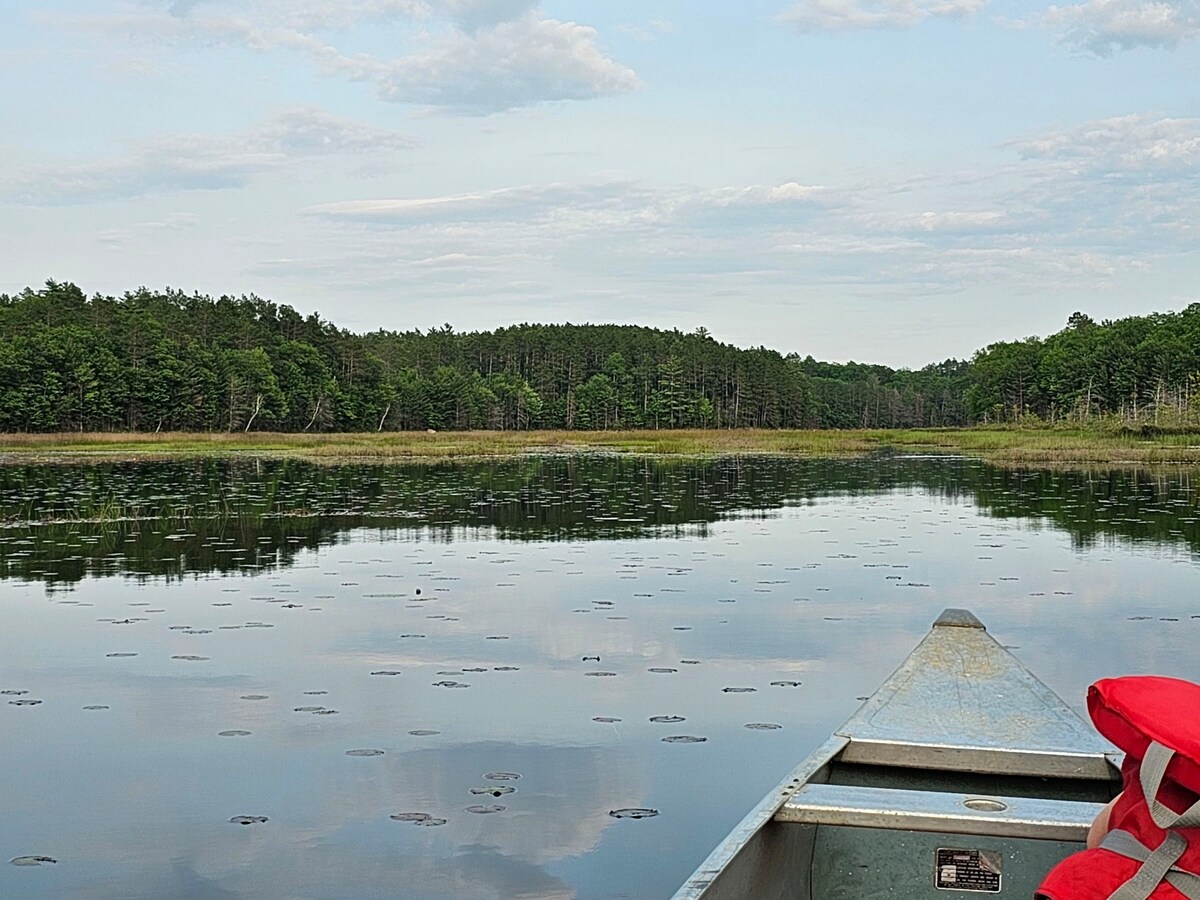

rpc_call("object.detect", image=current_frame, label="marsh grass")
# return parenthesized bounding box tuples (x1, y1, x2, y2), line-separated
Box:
(3, 427, 1200, 464)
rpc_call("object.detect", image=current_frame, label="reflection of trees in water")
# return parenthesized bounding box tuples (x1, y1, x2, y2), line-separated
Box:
(1, 457, 1198, 586)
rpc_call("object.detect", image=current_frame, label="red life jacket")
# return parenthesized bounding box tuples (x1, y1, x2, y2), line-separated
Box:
(1036, 676, 1200, 900)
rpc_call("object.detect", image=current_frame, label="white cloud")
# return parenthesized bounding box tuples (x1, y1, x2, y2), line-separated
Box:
(1013, 114, 1200, 172)
(1041, 0, 1200, 53)
(0, 108, 417, 204)
(778, 0, 986, 31)
(59, 1, 637, 113)
(304, 180, 828, 230)
(349, 14, 640, 112)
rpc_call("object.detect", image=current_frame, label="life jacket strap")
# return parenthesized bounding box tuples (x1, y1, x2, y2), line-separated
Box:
(1101, 829, 1200, 900)
(1143, 742, 1200, 830)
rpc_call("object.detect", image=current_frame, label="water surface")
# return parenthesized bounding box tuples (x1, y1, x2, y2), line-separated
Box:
(3, 456, 1199, 899)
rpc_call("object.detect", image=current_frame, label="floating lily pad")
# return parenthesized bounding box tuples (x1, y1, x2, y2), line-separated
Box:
(1, 690, 29, 695)
(229, 816, 268, 825)
(493, 666, 519, 671)
(649, 715, 685, 724)
(408, 729, 440, 736)
(470, 785, 515, 796)
(106, 653, 137, 658)
(744, 722, 783, 730)
(10, 856, 57, 866)
(346, 749, 384, 757)
(662, 735, 707, 743)
(171, 655, 209, 661)
(240, 695, 269, 700)
(293, 706, 325, 712)
(609, 808, 658, 819)
(311, 709, 339, 715)
(219, 730, 251, 737)
(722, 687, 756, 693)
(592, 716, 622, 723)
(83, 705, 110, 710)
(9, 699, 42, 706)
(484, 772, 521, 781)
(433, 681, 469, 688)
(370, 670, 402, 676)
(388, 811, 446, 825)
(585, 671, 617, 677)
(466, 804, 506, 814)
(647, 668, 678, 674)
(770, 681, 802, 687)
(390, 812, 432, 823)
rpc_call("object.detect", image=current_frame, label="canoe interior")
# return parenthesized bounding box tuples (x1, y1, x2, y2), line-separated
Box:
(712, 762, 1116, 899)
(674, 609, 1122, 899)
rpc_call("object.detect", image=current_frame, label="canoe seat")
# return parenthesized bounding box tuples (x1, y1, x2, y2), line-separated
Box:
(776, 783, 1104, 842)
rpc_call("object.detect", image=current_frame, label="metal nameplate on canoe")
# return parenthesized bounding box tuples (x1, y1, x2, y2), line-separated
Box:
(935, 848, 1002, 893)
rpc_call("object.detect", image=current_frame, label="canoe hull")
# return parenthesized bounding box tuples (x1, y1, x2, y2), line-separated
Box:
(673, 610, 1121, 899)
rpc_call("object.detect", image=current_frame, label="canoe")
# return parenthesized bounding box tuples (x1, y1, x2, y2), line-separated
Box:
(672, 608, 1122, 899)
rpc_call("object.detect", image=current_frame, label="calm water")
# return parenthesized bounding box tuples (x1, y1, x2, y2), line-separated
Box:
(3, 455, 1200, 899)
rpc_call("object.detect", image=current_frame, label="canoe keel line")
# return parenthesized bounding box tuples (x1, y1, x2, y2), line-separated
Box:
(672, 609, 1122, 899)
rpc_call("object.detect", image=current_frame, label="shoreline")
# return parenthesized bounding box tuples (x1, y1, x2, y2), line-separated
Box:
(1, 428, 1199, 466)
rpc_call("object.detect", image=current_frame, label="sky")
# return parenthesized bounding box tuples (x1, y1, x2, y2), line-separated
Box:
(1, 0, 1197, 367)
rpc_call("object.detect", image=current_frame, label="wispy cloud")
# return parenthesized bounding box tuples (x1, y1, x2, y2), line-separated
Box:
(293, 112, 1200, 298)
(778, 0, 986, 31)
(54, 1, 638, 113)
(1012, 114, 1200, 173)
(1041, 0, 1200, 54)
(0, 108, 417, 204)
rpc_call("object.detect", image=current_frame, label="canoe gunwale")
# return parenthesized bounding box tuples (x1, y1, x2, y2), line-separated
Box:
(670, 734, 847, 900)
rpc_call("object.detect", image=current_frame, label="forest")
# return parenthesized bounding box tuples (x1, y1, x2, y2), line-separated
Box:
(0, 280, 1195, 433)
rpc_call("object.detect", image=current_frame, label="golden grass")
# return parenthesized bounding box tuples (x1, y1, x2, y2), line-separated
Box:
(2, 427, 1200, 465)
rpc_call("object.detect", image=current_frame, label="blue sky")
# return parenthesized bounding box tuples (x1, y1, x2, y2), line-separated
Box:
(2, 0, 1197, 366)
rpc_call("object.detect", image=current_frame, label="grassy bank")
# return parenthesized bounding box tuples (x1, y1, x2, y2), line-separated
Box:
(2, 427, 1200, 464)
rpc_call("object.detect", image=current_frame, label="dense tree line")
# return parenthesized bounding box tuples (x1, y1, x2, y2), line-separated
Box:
(967, 308, 1200, 426)
(5, 280, 1195, 433)
(0, 281, 971, 432)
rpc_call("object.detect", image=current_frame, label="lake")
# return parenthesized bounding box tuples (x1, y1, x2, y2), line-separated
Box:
(3, 455, 1199, 899)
